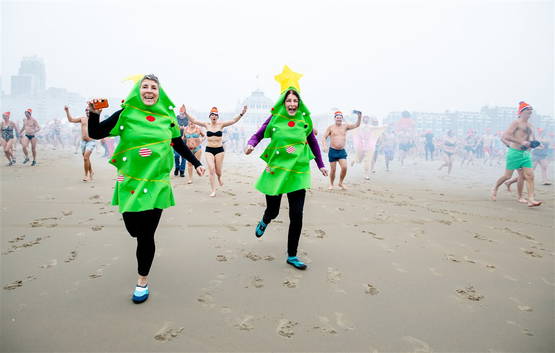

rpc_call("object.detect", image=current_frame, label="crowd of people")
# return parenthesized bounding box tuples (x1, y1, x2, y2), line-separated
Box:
(2, 69, 552, 304)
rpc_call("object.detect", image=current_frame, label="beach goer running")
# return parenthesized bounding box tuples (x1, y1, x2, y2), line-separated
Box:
(245, 66, 327, 270)
(184, 105, 247, 197)
(1, 112, 17, 165)
(380, 129, 396, 172)
(88, 74, 205, 304)
(491, 101, 542, 207)
(20, 108, 40, 166)
(184, 120, 205, 183)
(64, 105, 96, 181)
(438, 129, 456, 174)
(322, 110, 361, 189)
(352, 116, 384, 180)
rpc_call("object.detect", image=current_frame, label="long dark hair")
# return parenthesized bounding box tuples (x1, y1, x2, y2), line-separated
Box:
(285, 89, 300, 101)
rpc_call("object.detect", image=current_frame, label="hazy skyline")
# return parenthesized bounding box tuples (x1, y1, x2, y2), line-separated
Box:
(2, 0, 553, 116)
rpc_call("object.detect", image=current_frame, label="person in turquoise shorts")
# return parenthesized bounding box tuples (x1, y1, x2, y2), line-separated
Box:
(491, 101, 542, 207)
(88, 74, 206, 303)
(245, 66, 328, 270)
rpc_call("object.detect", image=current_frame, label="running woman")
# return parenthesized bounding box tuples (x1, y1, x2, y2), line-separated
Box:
(1, 112, 17, 165)
(183, 105, 247, 197)
(245, 66, 328, 270)
(88, 74, 205, 303)
(184, 120, 205, 183)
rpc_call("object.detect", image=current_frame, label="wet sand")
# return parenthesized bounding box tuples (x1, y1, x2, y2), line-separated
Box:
(1, 148, 554, 352)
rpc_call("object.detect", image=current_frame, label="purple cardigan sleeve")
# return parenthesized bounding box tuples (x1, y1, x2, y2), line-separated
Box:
(307, 131, 325, 169)
(247, 116, 325, 169)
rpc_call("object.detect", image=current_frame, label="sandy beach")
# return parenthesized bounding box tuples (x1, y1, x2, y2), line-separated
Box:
(1, 147, 554, 352)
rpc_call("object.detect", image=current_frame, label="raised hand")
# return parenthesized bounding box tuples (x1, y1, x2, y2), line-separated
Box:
(245, 145, 254, 155)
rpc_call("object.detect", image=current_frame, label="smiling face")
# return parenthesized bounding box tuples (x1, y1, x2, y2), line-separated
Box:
(284, 91, 299, 116)
(334, 115, 343, 125)
(139, 79, 159, 106)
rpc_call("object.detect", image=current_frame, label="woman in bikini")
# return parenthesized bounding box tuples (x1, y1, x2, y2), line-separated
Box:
(183, 105, 247, 197)
(184, 120, 206, 184)
(438, 130, 456, 174)
(1, 112, 17, 165)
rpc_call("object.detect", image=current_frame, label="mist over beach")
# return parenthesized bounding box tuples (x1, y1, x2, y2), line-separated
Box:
(1, 0, 554, 352)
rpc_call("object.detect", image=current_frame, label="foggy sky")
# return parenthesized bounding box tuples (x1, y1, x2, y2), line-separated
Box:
(1, 0, 553, 117)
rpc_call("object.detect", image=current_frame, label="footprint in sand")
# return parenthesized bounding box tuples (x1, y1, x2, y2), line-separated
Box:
(485, 264, 496, 271)
(506, 320, 534, 336)
(244, 252, 262, 261)
(276, 319, 298, 339)
(3, 275, 37, 291)
(8, 235, 26, 243)
(40, 259, 57, 269)
(234, 315, 255, 331)
(249, 276, 264, 289)
(88, 194, 101, 200)
(264, 255, 275, 261)
(282, 278, 299, 288)
(327, 267, 342, 283)
(225, 225, 238, 232)
(234, 212, 241, 216)
(522, 249, 542, 258)
(4, 236, 50, 254)
(197, 293, 215, 308)
(335, 312, 355, 330)
(91, 225, 104, 232)
(30, 217, 58, 228)
(365, 283, 380, 295)
(88, 269, 104, 279)
(314, 229, 326, 238)
(154, 324, 185, 342)
(473, 232, 494, 243)
(313, 316, 337, 335)
(62, 210, 73, 216)
(456, 286, 484, 301)
(509, 297, 533, 312)
(216, 255, 228, 262)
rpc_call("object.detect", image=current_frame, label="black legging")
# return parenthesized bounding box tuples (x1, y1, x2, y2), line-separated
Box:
(262, 189, 306, 257)
(122, 208, 163, 276)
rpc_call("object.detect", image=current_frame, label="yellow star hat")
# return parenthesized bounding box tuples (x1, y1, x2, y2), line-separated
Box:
(274, 65, 303, 93)
(122, 74, 145, 84)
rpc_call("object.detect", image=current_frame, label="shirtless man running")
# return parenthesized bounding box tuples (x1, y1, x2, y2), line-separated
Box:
(322, 110, 361, 190)
(491, 101, 541, 207)
(19, 108, 41, 166)
(65, 105, 95, 181)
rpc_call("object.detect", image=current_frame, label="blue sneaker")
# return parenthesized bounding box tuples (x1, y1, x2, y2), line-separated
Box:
(132, 284, 149, 304)
(255, 220, 267, 238)
(286, 256, 307, 270)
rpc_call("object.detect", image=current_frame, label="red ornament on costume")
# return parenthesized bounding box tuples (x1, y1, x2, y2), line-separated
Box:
(130, 190, 135, 194)
(146, 115, 156, 122)
(111, 159, 116, 163)
(288, 121, 295, 127)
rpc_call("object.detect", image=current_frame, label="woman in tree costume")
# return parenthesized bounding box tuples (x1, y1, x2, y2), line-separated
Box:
(88, 74, 205, 303)
(245, 66, 328, 270)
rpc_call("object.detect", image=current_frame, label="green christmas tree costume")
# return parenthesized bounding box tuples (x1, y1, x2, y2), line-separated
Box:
(108, 81, 181, 213)
(255, 87, 314, 196)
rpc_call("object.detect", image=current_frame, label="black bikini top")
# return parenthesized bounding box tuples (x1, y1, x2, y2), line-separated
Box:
(207, 131, 223, 137)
